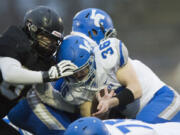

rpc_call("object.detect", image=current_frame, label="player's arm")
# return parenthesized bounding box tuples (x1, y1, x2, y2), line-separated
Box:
(108, 41, 142, 107)
(0, 57, 77, 84)
(92, 40, 142, 116)
(113, 59, 142, 106)
(103, 46, 142, 108)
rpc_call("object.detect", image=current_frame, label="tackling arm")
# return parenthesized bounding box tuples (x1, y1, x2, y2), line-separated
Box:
(0, 57, 43, 84)
(0, 57, 78, 84)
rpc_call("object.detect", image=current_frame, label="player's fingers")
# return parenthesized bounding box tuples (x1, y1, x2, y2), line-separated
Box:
(113, 92, 116, 96)
(109, 90, 115, 97)
(93, 106, 106, 116)
(97, 92, 102, 101)
(58, 60, 78, 69)
(104, 87, 108, 95)
(97, 102, 103, 110)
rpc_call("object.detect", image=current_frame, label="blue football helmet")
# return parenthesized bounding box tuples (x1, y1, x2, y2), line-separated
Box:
(72, 8, 116, 44)
(64, 117, 110, 135)
(57, 35, 95, 86)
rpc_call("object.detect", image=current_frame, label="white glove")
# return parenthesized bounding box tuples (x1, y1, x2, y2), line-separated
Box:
(42, 60, 78, 82)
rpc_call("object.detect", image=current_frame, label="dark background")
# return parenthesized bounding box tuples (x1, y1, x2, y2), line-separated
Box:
(0, 0, 180, 91)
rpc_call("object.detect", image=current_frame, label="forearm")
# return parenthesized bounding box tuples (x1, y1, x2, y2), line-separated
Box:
(116, 60, 142, 99)
(3, 67, 43, 84)
(0, 57, 43, 84)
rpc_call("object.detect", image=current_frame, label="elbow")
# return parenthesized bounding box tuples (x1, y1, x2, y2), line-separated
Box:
(128, 85, 142, 99)
(136, 88, 142, 99)
(133, 86, 142, 99)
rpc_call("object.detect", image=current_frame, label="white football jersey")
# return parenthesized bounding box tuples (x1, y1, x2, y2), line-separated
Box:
(94, 37, 165, 118)
(104, 119, 180, 135)
(94, 38, 128, 90)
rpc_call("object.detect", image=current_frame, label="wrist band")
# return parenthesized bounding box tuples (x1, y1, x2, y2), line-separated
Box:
(42, 71, 50, 82)
(114, 87, 135, 106)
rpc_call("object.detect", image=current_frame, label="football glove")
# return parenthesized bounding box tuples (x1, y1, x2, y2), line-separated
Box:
(42, 60, 78, 82)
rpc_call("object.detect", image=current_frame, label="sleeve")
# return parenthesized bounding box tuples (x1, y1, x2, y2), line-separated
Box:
(0, 57, 43, 84)
(118, 40, 129, 67)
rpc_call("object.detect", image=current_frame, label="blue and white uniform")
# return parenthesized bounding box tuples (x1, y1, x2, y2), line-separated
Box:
(94, 37, 180, 123)
(104, 119, 180, 135)
(8, 82, 81, 135)
(8, 35, 98, 135)
(3, 116, 32, 135)
(64, 117, 180, 135)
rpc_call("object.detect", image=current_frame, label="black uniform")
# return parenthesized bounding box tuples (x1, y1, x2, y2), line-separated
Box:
(0, 26, 56, 134)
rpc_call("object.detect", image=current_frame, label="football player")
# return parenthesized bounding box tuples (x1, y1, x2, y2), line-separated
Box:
(70, 8, 180, 123)
(7, 35, 96, 135)
(0, 6, 76, 134)
(64, 117, 180, 135)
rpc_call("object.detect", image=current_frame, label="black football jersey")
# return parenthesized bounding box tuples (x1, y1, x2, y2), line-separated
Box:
(0, 25, 56, 97)
(0, 25, 56, 71)
(0, 26, 57, 117)
(0, 25, 56, 84)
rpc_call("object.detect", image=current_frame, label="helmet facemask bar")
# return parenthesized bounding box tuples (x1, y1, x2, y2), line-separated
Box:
(99, 22, 117, 42)
(66, 56, 95, 85)
(26, 20, 63, 57)
(104, 28, 117, 39)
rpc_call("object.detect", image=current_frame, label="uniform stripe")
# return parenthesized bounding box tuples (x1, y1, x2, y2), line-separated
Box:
(119, 40, 124, 67)
(158, 89, 180, 120)
(27, 91, 65, 130)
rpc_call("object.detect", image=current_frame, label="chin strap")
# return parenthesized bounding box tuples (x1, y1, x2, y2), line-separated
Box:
(105, 28, 117, 39)
(101, 28, 117, 43)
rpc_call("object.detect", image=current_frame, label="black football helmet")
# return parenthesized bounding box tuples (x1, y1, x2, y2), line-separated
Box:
(23, 6, 64, 57)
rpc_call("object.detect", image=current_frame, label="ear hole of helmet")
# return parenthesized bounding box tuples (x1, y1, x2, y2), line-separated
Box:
(88, 29, 97, 39)
(92, 29, 97, 36)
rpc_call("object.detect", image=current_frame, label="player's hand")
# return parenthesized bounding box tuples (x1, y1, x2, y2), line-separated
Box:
(43, 60, 78, 82)
(92, 88, 115, 116)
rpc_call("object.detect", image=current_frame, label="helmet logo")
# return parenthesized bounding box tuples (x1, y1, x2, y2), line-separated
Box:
(79, 40, 91, 53)
(58, 17, 63, 23)
(26, 21, 38, 32)
(90, 9, 105, 27)
(30, 24, 38, 32)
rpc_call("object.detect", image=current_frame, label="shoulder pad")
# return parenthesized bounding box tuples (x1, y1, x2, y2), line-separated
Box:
(0, 26, 32, 63)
